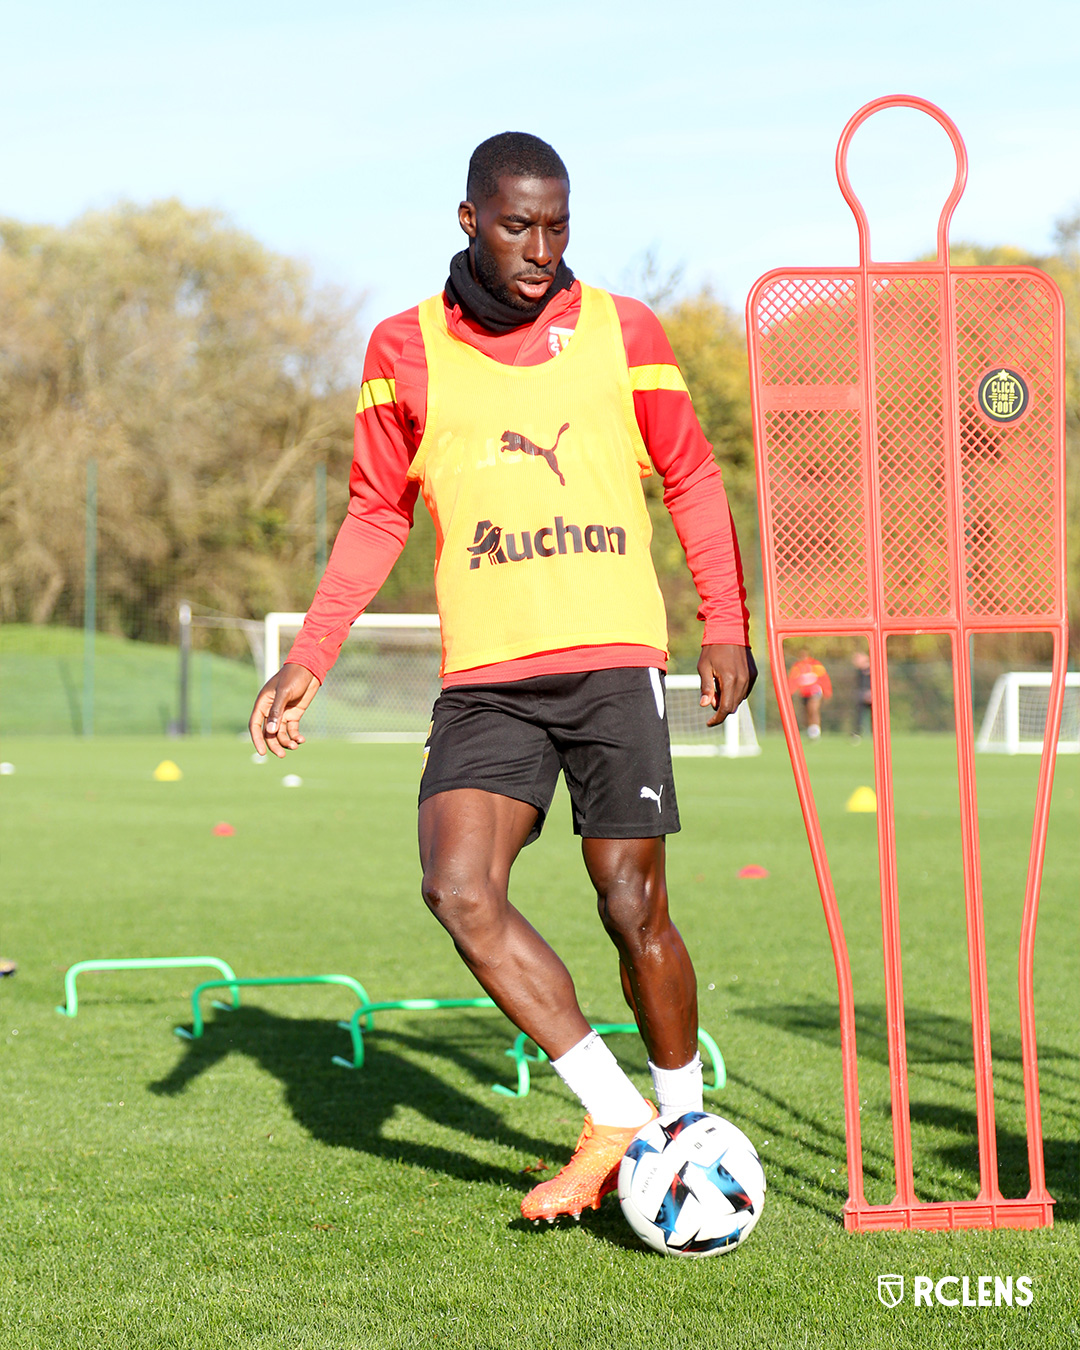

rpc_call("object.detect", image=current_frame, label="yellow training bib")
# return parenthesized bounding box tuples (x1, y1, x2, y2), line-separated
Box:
(408, 284, 669, 674)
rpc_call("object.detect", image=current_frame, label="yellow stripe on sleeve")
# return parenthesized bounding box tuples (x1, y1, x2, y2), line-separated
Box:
(629, 363, 690, 396)
(356, 377, 397, 414)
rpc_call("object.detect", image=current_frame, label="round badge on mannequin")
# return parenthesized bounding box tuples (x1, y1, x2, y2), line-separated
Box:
(976, 368, 1029, 424)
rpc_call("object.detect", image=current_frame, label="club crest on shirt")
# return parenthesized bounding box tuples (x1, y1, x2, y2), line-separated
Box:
(547, 326, 575, 357)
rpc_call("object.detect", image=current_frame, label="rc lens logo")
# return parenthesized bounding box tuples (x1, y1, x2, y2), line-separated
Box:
(976, 367, 1029, 423)
(878, 1274, 904, 1308)
(877, 1274, 1033, 1308)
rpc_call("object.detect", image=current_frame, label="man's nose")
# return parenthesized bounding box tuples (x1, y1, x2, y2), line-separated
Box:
(525, 228, 554, 268)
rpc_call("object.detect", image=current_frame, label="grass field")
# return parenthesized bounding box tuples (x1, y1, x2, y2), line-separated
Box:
(1, 733, 1077, 1349)
(0, 625, 258, 736)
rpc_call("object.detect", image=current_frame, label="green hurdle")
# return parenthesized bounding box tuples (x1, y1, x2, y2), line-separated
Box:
(56, 957, 241, 1018)
(60, 960, 729, 1099)
(494, 1024, 728, 1099)
(330, 999, 727, 1099)
(176, 975, 373, 1058)
(334, 997, 498, 1069)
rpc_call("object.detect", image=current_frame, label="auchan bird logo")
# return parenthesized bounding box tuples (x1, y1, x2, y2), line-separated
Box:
(467, 522, 507, 567)
(500, 423, 569, 485)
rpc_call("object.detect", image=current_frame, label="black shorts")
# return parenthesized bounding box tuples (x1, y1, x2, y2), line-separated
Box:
(419, 668, 681, 844)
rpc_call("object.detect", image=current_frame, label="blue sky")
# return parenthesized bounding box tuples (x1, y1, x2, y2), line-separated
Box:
(4, 0, 1078, 348)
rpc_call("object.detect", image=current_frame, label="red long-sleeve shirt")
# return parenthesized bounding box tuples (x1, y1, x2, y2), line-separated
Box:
(787, 658, 832, 700)
(287, 281, 749, 685)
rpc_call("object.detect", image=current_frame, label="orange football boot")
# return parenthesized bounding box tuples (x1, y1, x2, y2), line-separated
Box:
(521, 1104, 659, 1223)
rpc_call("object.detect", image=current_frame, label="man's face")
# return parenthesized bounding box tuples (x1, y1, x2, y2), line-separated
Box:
(458, 175, 570, 310)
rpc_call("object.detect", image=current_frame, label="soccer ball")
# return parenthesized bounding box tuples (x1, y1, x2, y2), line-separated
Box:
(617, 1111, 766, 1257)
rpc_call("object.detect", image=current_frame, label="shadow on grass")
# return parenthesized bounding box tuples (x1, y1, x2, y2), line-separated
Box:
(737, 1000, 1076, 1074)
(732, 1001, 1079, 1224)
(150, 1006, 558, 1191)
(908, 1102, 1080, 1225)
(719, 1068, 859, 1227)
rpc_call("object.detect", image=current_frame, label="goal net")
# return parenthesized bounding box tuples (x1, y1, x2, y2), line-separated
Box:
(264, 615, 762, 753)
(665, 675, 761, 757)
(976, 671, 1080, 755)
(265, 613, 442, 741)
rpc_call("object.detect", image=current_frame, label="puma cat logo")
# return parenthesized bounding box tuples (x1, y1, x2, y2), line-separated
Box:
(500, 423, 570, 485)
(639, 785, 664, 812)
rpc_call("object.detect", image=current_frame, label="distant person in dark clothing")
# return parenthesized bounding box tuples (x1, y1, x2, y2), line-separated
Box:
(851, 651, 872, 740)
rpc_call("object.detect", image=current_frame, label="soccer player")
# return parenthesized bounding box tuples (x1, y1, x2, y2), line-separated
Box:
(249, 132, 755, 1223)
(851, 650, 872, 741)
(787, 650, 832, 740)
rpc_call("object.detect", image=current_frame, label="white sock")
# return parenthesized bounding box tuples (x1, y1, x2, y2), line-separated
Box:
(648, 1054, 704, 1119)
(550, 1031, 653, 1128)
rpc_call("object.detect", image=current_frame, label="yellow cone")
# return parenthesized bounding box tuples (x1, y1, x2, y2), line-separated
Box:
(153, 760, 183, 782)
(846, 785, 876, 813)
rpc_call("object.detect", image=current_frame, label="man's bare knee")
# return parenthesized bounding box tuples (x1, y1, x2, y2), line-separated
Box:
(421, 868, 504, 948)
(597, 879, 669, 954)
(421, 868, 479, 919)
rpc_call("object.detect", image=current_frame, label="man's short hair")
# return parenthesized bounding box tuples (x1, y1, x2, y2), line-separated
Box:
(466, 132, 569, 204)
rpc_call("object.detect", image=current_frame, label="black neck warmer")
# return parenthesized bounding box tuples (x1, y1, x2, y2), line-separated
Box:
(444, 249, 575, 335)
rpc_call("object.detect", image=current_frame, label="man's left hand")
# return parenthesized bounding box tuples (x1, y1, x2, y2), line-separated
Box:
(697, 644, 758, 727)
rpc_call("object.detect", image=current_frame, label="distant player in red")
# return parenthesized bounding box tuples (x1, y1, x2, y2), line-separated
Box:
(249, 133, 755, 1223)
(787, 651, 832, 740)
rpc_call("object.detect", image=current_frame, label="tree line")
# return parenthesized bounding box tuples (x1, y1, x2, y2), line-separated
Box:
(0, 201, 358, 643)
(1, 202, 1076, 666)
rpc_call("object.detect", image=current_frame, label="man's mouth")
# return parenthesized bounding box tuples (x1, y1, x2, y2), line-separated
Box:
(515, 274, 553, 301)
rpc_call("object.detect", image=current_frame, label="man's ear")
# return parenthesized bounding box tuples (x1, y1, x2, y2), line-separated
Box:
(458, 200, 477, 239)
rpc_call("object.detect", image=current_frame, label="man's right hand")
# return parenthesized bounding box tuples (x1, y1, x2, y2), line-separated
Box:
(249, 663, 321, 758)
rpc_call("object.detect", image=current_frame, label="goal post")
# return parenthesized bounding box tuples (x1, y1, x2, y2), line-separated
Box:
(263, 615, 761, 752)
(976, 672, 1080, 755)
(264, 613, 441, 741)
(665, 676, 760, 757)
